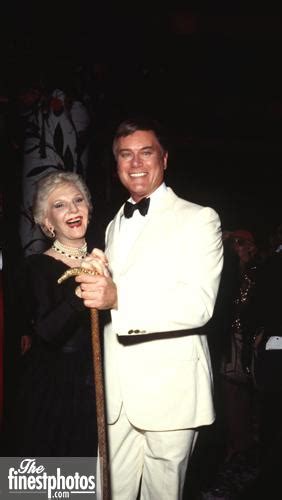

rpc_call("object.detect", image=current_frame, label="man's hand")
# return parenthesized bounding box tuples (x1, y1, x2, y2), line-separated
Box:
(75, 272, 118, 310)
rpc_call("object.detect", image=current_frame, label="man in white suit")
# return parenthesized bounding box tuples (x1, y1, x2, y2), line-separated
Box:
(76, 117, 223, 499)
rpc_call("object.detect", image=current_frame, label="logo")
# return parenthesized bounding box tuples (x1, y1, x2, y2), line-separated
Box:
(0, 457, 98, 499)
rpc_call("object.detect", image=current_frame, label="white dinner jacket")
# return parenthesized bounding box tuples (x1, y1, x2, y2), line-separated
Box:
(104, 187, 223, 430)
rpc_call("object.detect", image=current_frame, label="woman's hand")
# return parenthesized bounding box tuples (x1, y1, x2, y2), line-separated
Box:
(73, 248, 117, 309)
(81, 248, 110, 277)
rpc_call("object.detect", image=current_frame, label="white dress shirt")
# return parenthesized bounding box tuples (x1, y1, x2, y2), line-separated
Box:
(118, 183, 167, 266)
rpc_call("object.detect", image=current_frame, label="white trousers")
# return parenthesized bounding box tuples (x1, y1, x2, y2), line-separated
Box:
(108, 405, 198, 500)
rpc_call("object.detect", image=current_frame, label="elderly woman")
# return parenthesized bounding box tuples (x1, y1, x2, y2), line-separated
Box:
(9, 171, 107, 457)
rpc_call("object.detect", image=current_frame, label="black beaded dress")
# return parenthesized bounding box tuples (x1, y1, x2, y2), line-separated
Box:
(11, 253, 98, 457)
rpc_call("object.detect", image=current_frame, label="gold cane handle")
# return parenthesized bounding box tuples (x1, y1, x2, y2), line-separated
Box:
(57, 266, 98, 284)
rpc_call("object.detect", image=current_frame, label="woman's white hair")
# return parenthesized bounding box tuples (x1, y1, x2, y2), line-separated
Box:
(33, 171, 93, 238)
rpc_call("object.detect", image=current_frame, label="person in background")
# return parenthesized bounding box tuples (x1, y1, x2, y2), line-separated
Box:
(75, 116, 223, 500)
(6, 171, 107, 458)
(219, 229, 260, 462)
(244, 223, 282, 498)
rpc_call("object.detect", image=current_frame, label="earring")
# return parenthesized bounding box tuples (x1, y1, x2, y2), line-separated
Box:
(49, 228, 55, 238)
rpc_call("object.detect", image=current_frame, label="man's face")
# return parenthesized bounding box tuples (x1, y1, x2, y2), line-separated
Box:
(115, 130, 168, 202)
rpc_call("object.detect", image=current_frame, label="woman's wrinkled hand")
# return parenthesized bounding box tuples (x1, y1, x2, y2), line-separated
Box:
(81, 248, 110, 277)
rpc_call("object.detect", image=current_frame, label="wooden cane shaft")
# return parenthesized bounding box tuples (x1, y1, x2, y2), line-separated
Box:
(57, 267, 111, 498)
(90, 308, 111, 500)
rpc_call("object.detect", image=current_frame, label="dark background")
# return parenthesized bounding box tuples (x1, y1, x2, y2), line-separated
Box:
(1, 4, 282, 492)
(1, 4, 282, 250)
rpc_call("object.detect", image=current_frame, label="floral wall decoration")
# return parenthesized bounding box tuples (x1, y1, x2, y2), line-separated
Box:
(19, 86, 91, 255)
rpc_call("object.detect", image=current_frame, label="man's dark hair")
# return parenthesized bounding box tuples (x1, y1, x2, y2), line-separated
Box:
(112, 116, 168, 157)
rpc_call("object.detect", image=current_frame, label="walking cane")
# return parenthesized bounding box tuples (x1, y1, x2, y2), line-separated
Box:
(58, 267, 111, 500)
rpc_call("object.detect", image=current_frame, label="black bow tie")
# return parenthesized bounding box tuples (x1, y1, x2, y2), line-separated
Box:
(123, 197, 150, 218)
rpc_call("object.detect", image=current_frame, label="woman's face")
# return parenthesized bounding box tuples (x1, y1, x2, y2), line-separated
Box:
(44, 182, 89, 246)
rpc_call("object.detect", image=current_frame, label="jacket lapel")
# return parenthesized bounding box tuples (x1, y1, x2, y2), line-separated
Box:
(107, 188, 177, 274)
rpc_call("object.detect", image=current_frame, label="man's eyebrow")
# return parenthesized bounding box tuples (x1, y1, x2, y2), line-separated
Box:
(119, 146, 154, 152)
